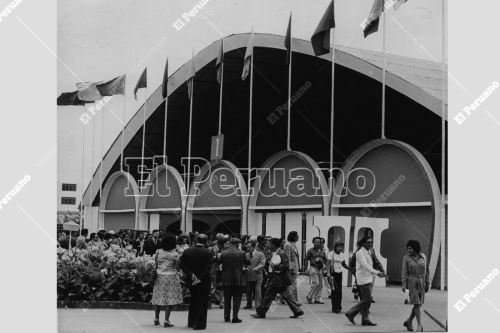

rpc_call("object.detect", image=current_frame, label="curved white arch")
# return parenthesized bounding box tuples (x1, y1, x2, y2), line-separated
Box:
(248, 150, 330, 215)
(83, 33, 446, 206)
(330, 138, 442, 285)
(99, 170, 140, 229)
(137, 164, 187, 230)
(185, 159, 248, 233)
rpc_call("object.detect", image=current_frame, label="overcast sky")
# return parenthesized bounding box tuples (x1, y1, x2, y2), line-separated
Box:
(57, 0, 445, 202)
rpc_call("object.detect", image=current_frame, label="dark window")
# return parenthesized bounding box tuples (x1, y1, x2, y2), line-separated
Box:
(61, 197, 76, 205)
(62, 183, 77, 191)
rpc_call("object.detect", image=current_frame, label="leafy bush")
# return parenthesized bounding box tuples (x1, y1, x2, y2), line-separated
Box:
(57, 245, 157, 302)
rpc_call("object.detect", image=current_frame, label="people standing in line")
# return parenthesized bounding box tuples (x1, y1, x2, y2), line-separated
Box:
(151, 234, 183, 327)
(180, 234, 213, 330)
(326, 241, 349, 313)
(220, 238, 247, 323)
(283, 231, 301, 305)
(402, 240, 429, 332)
(345, 237, 385, 327)
(243, 241, 266, 309)
(305, 237, 327, 304)
(251, 238, 304, 319)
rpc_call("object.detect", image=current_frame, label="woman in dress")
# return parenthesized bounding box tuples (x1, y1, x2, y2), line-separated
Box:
(151, 234, 184, 327)
(402, 240, 430, 332)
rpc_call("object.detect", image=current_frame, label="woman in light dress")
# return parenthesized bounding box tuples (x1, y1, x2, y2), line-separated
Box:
(151, 234, 183, 327)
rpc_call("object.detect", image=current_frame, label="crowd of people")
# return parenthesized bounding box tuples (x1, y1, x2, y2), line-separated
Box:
(57, 228, 430, 331)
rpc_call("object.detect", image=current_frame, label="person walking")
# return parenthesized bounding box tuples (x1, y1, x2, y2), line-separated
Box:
(243, 241, 266, 309)
(326, 242, 349, 313)
(345, 237, 385, 326)
(151, 234, 183, 327)
(180, 234, 213, 330)
(251, 238, 304, 319)
(402, 240, 429, 332)
(305, 237, 327, 304)
(220, 238, 247, 323)
(283, 231, 301, 305)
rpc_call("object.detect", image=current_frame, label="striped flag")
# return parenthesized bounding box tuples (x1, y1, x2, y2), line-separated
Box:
(134, 68, 147, 99)
(284, 13, 292, 65)
(162, 59, 169, 99)
(311, 0, 335, 56)
(187, 52, 196, 99)
(97, 74, 126, 96)
(76, 82, 102, 102)
(216, 38, 224, 84)
(241, 29, 254, 81)
(363, 0, 385, 38)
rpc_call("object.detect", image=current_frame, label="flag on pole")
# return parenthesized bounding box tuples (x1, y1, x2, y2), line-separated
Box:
(311, 0, 335, 56)
(97, 74, 126, 96)
(363, 0, 385, 38)
(284, 14, 292, 65)
(162, 59, 169, 99)
(134, 68, 147, 99)
(187, 52, 196, 99)
(76, 82, 102, 102)
(216, 38, 224, 84)
(241, 29, 254, 80)
(57, 91, 87, 106)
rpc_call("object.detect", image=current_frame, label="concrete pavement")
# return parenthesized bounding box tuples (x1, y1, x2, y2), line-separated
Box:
(58, 285, 447, 333)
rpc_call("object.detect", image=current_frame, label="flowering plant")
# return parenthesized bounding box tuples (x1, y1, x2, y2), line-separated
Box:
(57, 245, 157, 302)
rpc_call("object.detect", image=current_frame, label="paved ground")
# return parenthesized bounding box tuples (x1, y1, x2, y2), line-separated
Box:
(58, 285, 447, 333)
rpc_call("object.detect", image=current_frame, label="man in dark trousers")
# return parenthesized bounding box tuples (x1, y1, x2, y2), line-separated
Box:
(220, 238, 247, 323)
(180, 234, 213, 330)
(251, 238, 304, 319)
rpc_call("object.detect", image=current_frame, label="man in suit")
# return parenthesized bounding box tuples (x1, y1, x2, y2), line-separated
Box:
(251, 238, 304, 319)
(143, 230, 160, 256)
(283, 231, 300, 304)
(180, 234, 213, 330)
(220, 238, 247, 323)
(243, 242, 266, 309)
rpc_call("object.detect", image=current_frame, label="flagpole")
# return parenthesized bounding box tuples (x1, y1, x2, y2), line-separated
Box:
(163, 89, 169, 165)
(99, 103, 105, 230)
(247, 37, 254, 235)
(140, 88, 147, 190)
(80, 105, 87, 233)
(440, 0, 447, 291)
(187, 70, 195, 228)
(329, 30, 335, 191)
(88, 103, 97, 232)
(287, 14, 292, 151)
(381, 10, 387, 139)
(120, 95, 126, 171)
(218, 39, 224, 136)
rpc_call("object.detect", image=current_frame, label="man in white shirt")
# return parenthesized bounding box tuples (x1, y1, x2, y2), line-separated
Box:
(345, 237, 384, 326)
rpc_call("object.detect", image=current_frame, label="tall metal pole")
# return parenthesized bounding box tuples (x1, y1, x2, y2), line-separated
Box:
(329, 30, 335, 191)
(120, 96, 126, 171)
(140, 88, 147, 189)
(381, 11, 387, 139)
(218, 39, 224, 136)
(79, 105, 86, 233)
(99, 103, 105, 230)
(440, 0, 447, 291)
(247, 40, 254, 234)
(163, 89, 169, 165)
(287, 15, 292, 151)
